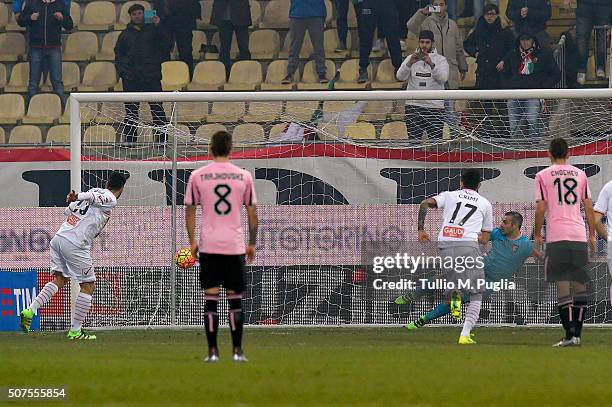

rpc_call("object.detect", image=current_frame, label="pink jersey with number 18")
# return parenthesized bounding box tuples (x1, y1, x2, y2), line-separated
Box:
(185, 162, 257, 255)
(535, 164, 591, 243)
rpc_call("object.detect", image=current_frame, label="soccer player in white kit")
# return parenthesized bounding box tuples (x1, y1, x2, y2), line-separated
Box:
(594, 179, 612, 307)
(417, 169, 493, 345)
(19, 172, 127, 340)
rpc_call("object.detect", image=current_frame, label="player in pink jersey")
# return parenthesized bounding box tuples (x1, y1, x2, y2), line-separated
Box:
(534, 138, 596, 347)
(185, 130, 258, 363)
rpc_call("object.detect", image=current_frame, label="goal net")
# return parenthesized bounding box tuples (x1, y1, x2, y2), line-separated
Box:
(8, 89, 612, 329)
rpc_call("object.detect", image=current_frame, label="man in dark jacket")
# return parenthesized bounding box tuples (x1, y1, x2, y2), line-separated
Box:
(115, 4, 170, 144)
(154, 0, 201, 78)
(211, 0, 252, 79)
(501, 31, 561, 138)
(506, 0, 552, 48)
(18, 0, 73, 105)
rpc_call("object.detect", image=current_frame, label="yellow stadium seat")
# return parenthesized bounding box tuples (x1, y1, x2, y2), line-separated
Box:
(0, 3, 9, 30)
(261, 60, 293, 90)
(250, 29, 280, 59)
(224, 60, 262, 91)
(462, 57, 476, 88)
(70, 2, 81, 28)
(346, 122, 376, 140)
(208, 31, 238, 60)
(188, 61, 227, 91)
(46, 125, 70, 144)
(324, 29, 351, 59)
(233, 123, 265, 144)
(381, 121, 408, 139)
(243, 101, 282, 123)
(324, 0, 333, 26)
(84, 125, 117, 145)
(0, 63, 5, 90)
(80, 1, 116, 31)
(63, 32, 99, 62)
(40, 62, 80, 92)
(22, 94, 62, 124)
(78, 62, 117, 91)
(260, 1, 289, 29)
(405, 32, 419, 54)
(281, 101, 320, 122)
(116, 1, 151, 30)
(9, 125, 42, 144)
(372, 59, 405, 90)
(161, 61, 190, 91)
(207, 102, 246, 123)
(5, 62, 30, 92)
(0, 94, 25, 124)
(191, 30, 207, 61)
(0, 126, 5, 143)
(95, 102, 124, 124)
(197, 0, 213, 30)
(97, 31, 121, 61)
(335, 59, 372, 90)
(323, 100, 356, 115)
(5, 9, 24, 32)
(195, 123, 227, 139)
(250, 0, 261, 28)
(59, 100, 99, 124)
(268, 122, 290, 140)
(0, 33, 26, 61)
(358, 100, 394, 122)
(297, 59, 336, 90)
(175, 102, 209, 123)
(347, 1, 357, 27)
(279, 30, 313, 59)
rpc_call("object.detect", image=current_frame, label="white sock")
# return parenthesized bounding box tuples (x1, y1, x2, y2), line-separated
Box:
(30, 282, 59, 314)
(70, 292, 93, 331)
(461, 294, 482, 337)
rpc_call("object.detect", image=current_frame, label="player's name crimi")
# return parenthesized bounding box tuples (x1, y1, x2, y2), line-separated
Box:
(372, 278, 516, 292)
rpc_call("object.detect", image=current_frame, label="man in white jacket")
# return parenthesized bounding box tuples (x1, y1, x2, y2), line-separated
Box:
(396, 30, 450, 140)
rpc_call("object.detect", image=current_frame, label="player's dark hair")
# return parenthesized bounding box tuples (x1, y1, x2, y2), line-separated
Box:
(505, 211, 523, 229)
(107, 171, 127, 191)
(210, 130, 232, 157)
(128, 3, 145, 14)
(549, 137, 569, 159)
(484, 3, 499, 14)
(461, 169, 482, 190)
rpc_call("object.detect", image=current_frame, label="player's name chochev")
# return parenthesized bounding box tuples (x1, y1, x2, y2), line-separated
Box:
(0, 387, 68, 400)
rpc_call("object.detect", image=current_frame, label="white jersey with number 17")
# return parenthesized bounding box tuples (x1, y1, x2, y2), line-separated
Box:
(432, 189, 493, 242)
(55, 188, 117, 250)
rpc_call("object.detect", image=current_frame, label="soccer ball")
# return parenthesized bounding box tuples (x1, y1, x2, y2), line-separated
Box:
(175, 248, 196, 269)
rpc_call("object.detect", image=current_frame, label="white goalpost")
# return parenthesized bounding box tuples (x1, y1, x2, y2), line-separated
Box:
(62, 89, 611, 330)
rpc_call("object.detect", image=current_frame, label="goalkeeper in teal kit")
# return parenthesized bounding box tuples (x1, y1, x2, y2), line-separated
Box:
(396, 211, 540, 331)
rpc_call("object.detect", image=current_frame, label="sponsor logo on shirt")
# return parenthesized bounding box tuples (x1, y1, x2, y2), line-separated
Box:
(442, 226, 464, 238)
(67, 214, 80, 226)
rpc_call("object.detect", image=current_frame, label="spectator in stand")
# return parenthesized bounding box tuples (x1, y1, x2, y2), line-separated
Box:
(500, 31, 561, 138)
(211, 0, 252, 80)
(282, 0, 327, 85)
(18, 0, 73, 105)
(506, 0, 552, 48)
(13, 0, 69, 21)
(407, 0, 467, 136)
(566, 0, 610, 85)
(115, 4, 170, 145)
(355, 0, 403, 83)
(153, 0, 201, 78)
(396, 30, 450, 140)
(331, 0, 354, 52)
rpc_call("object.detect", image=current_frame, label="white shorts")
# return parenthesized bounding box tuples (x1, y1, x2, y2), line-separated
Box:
(49, 235, 95, 283)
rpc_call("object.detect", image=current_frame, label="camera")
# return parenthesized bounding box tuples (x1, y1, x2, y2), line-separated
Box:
(428, 5, 441, 12)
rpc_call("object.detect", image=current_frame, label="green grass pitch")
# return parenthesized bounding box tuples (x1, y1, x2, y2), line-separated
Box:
(2, 327, 612, 406)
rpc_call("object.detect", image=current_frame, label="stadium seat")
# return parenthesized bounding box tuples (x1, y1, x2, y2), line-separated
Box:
(381, 121, 408, 139)
(78, 62, 117, 91)
(358, 100, 394, 122)
(0, 126, 5, 143)
(80, 1, 116, 31)
(63, 32, 99, 62)
(0, 3, 9, 31)
(175, 102, 209, 123)
(8, 125, 42, 145)
(346, 122, 376, 140)
(0, 63, 6, 91)
(281, 100, 320, 122)
(190, 30, 207, 61)
(323, 100, 357, 116)
(224, 60, 262, 91)
(233, 123, 265, 144)
(260, 60, 293, 90)
(249, 0, 262, 28)
(22, 94, 62, 124)
(268, 122, 289, 140)
(297, 59, 336, 90)
(195, 123, 227, 139)
(335, 59, 372, 89)
(59, 100, 99, 124)
(260, 1, 290, 29)
(324, 0, 333, 26)
(463, 57, 476, 88)
(0, 33, 26, 62)
(316, 122, 338, 140)
(405, 32, 419, 54)
(5, 10, 24, 31)
(70, 2, 81, 28)
(84, 125, 117, 146)
(94, 102, 124, 124)
(347, 3, 357, 28)
(0, 94, 25, 124)
(161, 61, 190, 91)
(188, 61, 227, 91)
(324, 29, 351, 59)
(197, 0, 213, 30)
(46, 125, 70, 144)
(97, 31, 122, 61)
(5, 62, 30, 92)
(372, 59, 405, 90)
(207, 102, 246, 123)
(208, 32, 239, 60)
(279, 31, 313, 59)
(390, 101, 406, 121)
(250, 29, 281, 60)
(116, 1, 151, 30)
(587, 54, 610, 81)
(243, 101, 282, 123)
